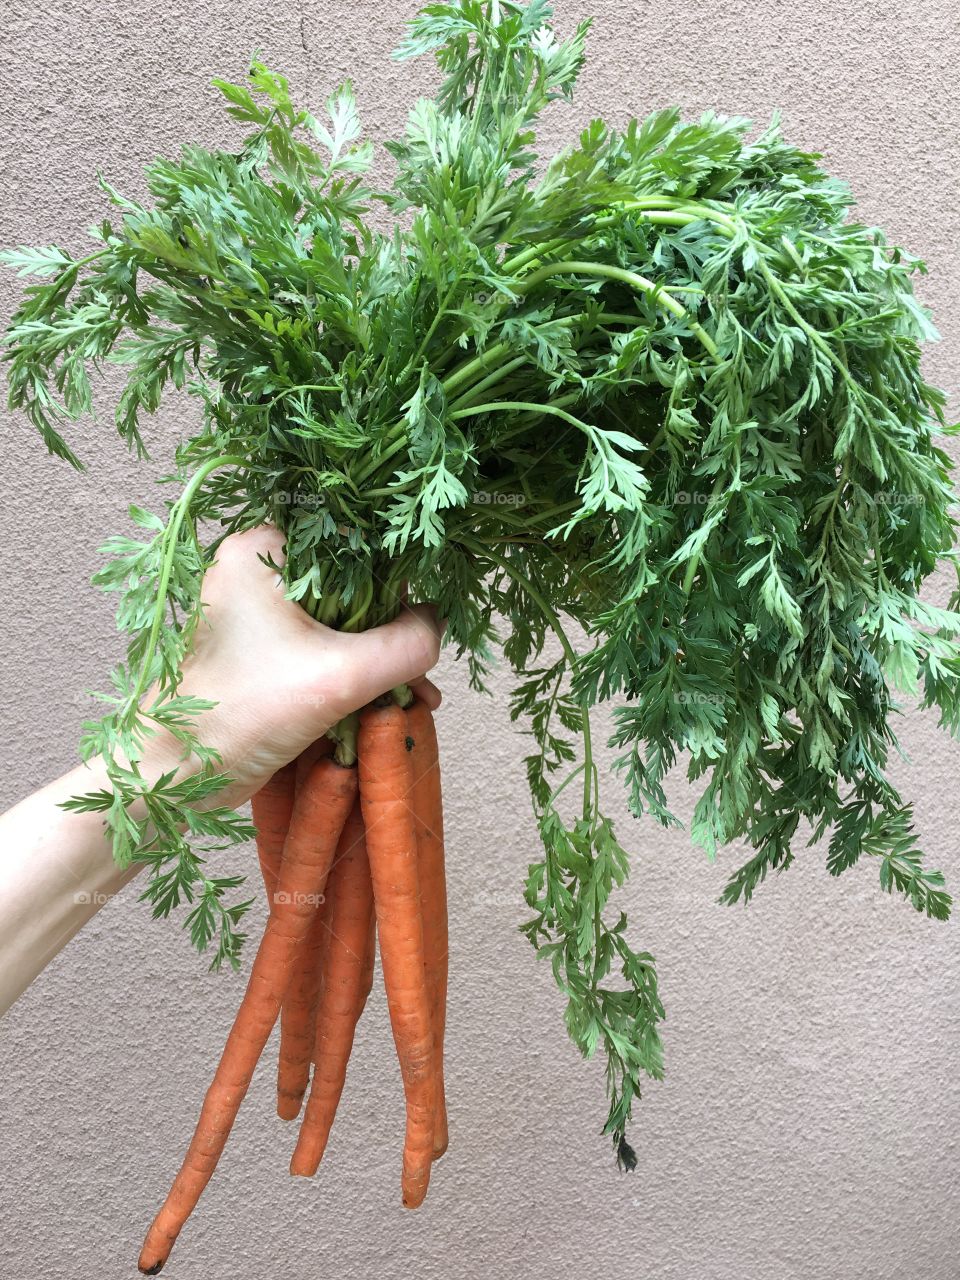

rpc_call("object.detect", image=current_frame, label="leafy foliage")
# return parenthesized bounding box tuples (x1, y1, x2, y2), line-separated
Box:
(3, 0, 959, 1156)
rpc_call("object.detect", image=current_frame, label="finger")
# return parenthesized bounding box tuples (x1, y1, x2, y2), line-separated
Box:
(340, 604, 443, 705)
(409, 677, 442, 710)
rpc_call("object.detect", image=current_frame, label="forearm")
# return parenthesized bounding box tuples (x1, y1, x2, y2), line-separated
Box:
(0, 757, 147, 1015)
(0, 721, 275, 1017)
(0, 703, 278, 1015)
(0, 713, 245, 1017)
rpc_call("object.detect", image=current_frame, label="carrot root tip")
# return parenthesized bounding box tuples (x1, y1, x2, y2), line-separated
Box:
(401, 1171, 431, 1210)
(277, 1094, 305, 1121)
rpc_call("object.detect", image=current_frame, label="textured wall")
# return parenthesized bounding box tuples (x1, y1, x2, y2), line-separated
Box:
(1, 2, 959, 1278)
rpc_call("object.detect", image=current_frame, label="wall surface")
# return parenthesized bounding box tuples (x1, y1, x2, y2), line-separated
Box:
(1, 3, 958, 1279)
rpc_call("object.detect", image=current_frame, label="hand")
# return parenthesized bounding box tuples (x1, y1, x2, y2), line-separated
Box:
(0, 523, 446, 1014)
(150, 525, 445, 806)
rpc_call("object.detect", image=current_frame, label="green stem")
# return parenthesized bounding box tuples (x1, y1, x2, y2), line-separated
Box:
(353, 337, 526, 488)
(316, 567, 411, 762)
(601, 197, 738, 236)
(446, 312, 656, 411)
(316, 589, 342, 626)
(515, 260, 719, 358)
(392, 683, 414, 708)
(68, 247, 112, 273)
(409, 279, 459, 373)
(353, 434, 409, 487)
(468, 49, 492, 147)
(331, 712, 359, 767)
(450, 399, 597, 446)
(265, 383, 342, 408)
(449, 355, 529, 410)
(359, 208, 733, 493)
(483, 392, 583, 443)
(442, 340, 513, 398)
(502, 235, 577, 275)
(500, 198, 737, 280)
(340, 578, 374, 632)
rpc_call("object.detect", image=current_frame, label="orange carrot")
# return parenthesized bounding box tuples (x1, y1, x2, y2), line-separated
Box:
(295, 735, 334, 791)
(290, 799, 375, 1175)
(252, 749, 327, 1116)
(250, 762, 297, 903)
(263, 739, 333, 1116)
(137, 758, 357, 1275)
(309, 895, 334, 1066)
(357, 703, 436, 1209)
(276, 897, 328, 1119)
(406, 699, 449, 1159)
(253, 740, 332, 906)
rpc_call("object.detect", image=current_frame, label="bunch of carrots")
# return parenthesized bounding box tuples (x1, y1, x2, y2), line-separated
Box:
(138, 697, 448, 1275)
(7, 3, 960, 1269)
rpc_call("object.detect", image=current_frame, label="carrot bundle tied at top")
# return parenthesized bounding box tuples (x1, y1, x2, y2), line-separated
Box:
(358, 702, 436, 1209)
(137, 758, 357, 1276)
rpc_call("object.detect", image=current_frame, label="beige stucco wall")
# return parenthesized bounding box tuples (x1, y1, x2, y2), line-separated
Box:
(1, 2, 958, 1277)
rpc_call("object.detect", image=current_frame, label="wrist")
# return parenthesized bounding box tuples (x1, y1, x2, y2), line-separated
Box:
(76, 719, 254, 822)
(127, 681, 269, 809)
(135, 708, 280, 812)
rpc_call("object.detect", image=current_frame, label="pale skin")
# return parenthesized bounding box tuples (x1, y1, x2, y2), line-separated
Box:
(0, 526, 443, 1016)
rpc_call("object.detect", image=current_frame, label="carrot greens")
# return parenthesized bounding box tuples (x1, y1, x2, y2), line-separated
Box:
(4, 0, 959, 1163)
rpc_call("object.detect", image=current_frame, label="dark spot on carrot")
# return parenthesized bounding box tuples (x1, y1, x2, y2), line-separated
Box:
(405, 736, 415, 752)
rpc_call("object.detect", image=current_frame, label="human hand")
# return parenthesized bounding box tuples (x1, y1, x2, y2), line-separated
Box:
(147, 525, 444, 806)
(0, 524, 446, 1014)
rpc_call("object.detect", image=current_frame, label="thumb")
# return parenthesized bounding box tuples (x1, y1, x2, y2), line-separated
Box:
(337, 604, 444, 706)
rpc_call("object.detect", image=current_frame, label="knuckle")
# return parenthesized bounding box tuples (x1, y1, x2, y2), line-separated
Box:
(329, 650, 368, 711)
(405, 608, 441, 671)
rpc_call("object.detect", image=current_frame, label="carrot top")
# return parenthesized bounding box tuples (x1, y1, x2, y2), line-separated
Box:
(5, 0, 959, 1156)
